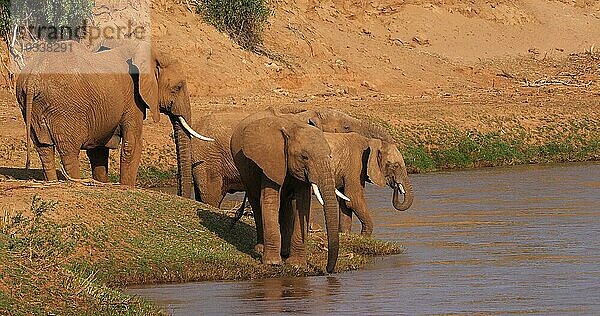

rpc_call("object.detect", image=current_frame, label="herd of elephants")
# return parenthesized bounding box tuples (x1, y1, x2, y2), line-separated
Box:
(14, 41, 414, 273)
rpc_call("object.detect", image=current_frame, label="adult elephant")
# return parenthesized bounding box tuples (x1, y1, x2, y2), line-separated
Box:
(230, 114, 340, 273)
(191, 107, 392, 207)
(324, 132, 414, 236)
(191, 110, 253, 206)
(15, 41, 211, 196)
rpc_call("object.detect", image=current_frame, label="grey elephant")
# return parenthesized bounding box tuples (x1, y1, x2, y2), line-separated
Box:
(324, 132, 414, 236)
(16, 41, 211, 196)
(191, 107, 393, 207)
(230, 113, 340, 273)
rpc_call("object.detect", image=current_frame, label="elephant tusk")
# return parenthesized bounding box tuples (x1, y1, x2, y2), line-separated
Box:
(311, 183, 324, 206)
(398, 183, 406, 195)
(178, 116, 215, 142)
(335, 189, 351, 202)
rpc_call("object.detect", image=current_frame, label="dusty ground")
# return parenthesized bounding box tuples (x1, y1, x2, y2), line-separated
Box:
(0, 0, 599, 179)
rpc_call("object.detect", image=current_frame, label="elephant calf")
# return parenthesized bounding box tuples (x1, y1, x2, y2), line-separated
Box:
(324, 132, 414, 236)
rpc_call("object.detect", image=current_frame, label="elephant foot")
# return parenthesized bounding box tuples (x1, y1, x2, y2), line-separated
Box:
(262, 253, 283, 266)
(254, 243, 264, 254)
(286, 255, 307, 268)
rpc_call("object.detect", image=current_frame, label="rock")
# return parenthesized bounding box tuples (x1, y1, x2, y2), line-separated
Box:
(361, 80, 377, 91)
(265, 62, 282, 72)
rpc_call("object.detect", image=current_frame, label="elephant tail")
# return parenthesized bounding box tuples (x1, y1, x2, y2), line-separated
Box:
(24, 86, 33, 173)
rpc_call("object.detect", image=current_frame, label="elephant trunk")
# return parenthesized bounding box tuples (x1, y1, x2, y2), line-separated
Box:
(316, 163, 339, 274)
(392, 171, 414, 211)
(170, 116, 193, 198)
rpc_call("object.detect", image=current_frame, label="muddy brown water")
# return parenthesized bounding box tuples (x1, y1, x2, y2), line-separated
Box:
(130, 162, 600, 315)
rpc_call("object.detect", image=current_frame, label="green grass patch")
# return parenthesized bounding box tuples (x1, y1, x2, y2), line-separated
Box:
(0, 185, 403, 315)
(365, 120, 600, 174)
(104, 166, 177, 188)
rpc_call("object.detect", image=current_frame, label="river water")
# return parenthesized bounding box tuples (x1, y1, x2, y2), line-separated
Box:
(130, 162, 600, 315)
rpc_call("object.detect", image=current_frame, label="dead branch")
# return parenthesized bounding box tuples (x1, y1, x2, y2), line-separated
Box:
(521, 77, 593, 87)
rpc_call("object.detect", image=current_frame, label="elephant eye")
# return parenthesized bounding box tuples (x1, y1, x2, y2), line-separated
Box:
(343, 125, 351, 131)
(300, 151, 309, 160)
(172, 82, 184, 93)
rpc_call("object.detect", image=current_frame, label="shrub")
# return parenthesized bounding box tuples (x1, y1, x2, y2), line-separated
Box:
(0, 0, 94, 40)
(197, 0, 272, 50)
(0, 0, 9, 36)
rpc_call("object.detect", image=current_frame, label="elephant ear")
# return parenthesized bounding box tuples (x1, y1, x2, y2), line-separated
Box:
(367, 139, 386, 187)
(242, 119, 289, 186)
(130, 47, 160, 123)
(307, 112, 323, 129)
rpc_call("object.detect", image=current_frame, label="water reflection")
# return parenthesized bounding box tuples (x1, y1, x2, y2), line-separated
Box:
(131, 162, 600, 315)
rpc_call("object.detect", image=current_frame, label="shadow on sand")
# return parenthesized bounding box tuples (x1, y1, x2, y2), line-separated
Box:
(195, 208, 260, 259)
(0, 167, 67, 181)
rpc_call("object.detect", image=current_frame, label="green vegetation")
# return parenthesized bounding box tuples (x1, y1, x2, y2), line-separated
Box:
(196, 0, 272, 50)
(105, 166, 178, 188)
(391, 122, 600, 173)
(0, 0, 94, 39)
(0, 1, 9, 37)
(0, 185, 403, 315)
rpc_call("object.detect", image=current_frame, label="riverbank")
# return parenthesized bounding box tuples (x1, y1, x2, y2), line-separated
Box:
(0, 181, 402, 315)
(2, 83, 599, 186)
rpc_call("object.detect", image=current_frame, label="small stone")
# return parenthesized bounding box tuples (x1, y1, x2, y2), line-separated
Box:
(361, 80, 377, 91)
(265, 62, 282, 72)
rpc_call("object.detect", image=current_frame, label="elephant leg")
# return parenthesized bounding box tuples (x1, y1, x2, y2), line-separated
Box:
(192, 164, 207, 202)
(287, 185, 311, 267)
(230, 194, 248, 229)
(247, 194, 264, 253)
(308, 209, 322, 232)
(260, 174, 283, 265)
(36, 145, 57, 181)
(59, 150, 80, 180)
(86, 147, 109, 182)
(279, 186, 294, 259)
(345, 186, 374, 236)
(339, 201, 353, 233)
(119, 120, 142, 186)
